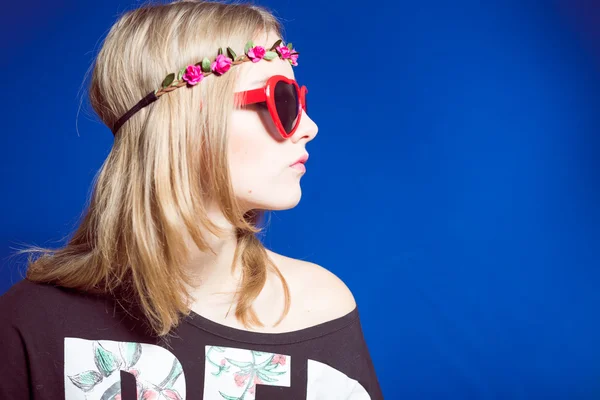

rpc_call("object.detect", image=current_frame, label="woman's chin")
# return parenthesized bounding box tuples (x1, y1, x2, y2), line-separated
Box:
(245, 188, 302, 212)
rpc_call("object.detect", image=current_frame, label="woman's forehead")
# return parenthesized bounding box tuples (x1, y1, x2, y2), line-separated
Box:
(233, 30, 296, 91)
(235, 56, 295, 91)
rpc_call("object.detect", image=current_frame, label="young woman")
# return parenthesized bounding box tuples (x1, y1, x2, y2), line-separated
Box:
(0, 1, 383, 398)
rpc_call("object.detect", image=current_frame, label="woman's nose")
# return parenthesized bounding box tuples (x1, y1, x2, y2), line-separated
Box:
(291, 109, 318, 143)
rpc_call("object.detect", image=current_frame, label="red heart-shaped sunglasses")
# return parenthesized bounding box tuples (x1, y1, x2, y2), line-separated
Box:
(234, 75, 308, 139)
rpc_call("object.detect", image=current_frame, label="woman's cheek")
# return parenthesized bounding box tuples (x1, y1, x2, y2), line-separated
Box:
(229, 134, 260, 166)
(228, 112, 269, 164)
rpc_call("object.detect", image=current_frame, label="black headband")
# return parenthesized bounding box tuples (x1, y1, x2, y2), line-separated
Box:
(111, 91, 159, 135)
(109, 39, 298, 135)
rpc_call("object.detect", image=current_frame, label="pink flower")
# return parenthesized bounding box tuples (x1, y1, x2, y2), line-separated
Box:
(161, 389, 182, 400)
(211, 54, 232, 75)
(141, 389, 159, 400)
(220, 359, 226, 366)
(276, 45, 292, 59)
(246, 375, 263, 394)
(234, 372, 249, 387)
(271, 354, 287, 366)
(290, 51, 299, 66)
(247, 45, 266, 62)
(127, 368, 139, 378)
(115, 395, 121, 400)
(182, 65, 204, 86)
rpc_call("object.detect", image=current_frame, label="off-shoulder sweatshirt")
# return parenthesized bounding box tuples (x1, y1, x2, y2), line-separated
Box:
(0, 279, 383, 399)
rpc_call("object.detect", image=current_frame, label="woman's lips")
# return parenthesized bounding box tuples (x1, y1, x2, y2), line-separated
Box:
(290, 153, 309, 167)
(290, 163, 306, 172)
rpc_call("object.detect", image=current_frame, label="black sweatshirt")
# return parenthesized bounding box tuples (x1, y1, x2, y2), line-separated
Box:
(0, 279, 383, 399)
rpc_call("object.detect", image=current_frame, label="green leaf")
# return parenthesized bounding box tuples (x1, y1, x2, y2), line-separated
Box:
(258, 368, 287, 377)
(263, 51, 278, 61)
(100, 381, 122, 399)
(287, 42, 293, 50)
(256, 369, 279, 383)
(270, 39, 282, 51)
(201, 58, 211, 73)
(227, 47, 237, 60)
(244, 40, 255, 54)
(264, 363, 278, 370)
(218, 47, 223, 55)
(161, 73, 175, 88)
(94, 342, 121, 377)
(255, 354, 275, 369)
(225, 358, 254, 368)
(160, 358, 184, 389)
(67, 370, 103, 392)
(176, 67, 186, 81)
(219, 391, 240, 400)
(119, 342, 142, 369)
(251, 351, 265, 356)
(213, 346, 226, 352)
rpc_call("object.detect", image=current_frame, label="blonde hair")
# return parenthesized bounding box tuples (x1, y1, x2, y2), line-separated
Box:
(15, 0, 291, 337)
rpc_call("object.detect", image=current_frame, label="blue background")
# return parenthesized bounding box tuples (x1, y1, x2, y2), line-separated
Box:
(1, 1, 599, 398)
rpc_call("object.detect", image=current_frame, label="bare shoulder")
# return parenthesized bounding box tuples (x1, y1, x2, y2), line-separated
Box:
(265, 249, 357, 324)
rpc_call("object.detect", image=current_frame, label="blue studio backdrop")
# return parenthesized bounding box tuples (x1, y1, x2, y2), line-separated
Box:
(1, 1, 599, 398)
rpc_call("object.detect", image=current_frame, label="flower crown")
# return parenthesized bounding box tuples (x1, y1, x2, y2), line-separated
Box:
(111, 39, 299, 135)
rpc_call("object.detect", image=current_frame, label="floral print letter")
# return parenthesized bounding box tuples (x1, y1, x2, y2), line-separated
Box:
(307, 360, 371, 399)
(203, 346, 291, 399)
(64, 337, 186, 399)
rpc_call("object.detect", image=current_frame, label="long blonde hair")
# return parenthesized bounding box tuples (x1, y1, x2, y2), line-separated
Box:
(15, 0, 291, 337)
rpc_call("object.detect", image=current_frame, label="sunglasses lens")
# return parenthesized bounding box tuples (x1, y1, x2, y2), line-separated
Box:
(274, 81, 300, 134)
